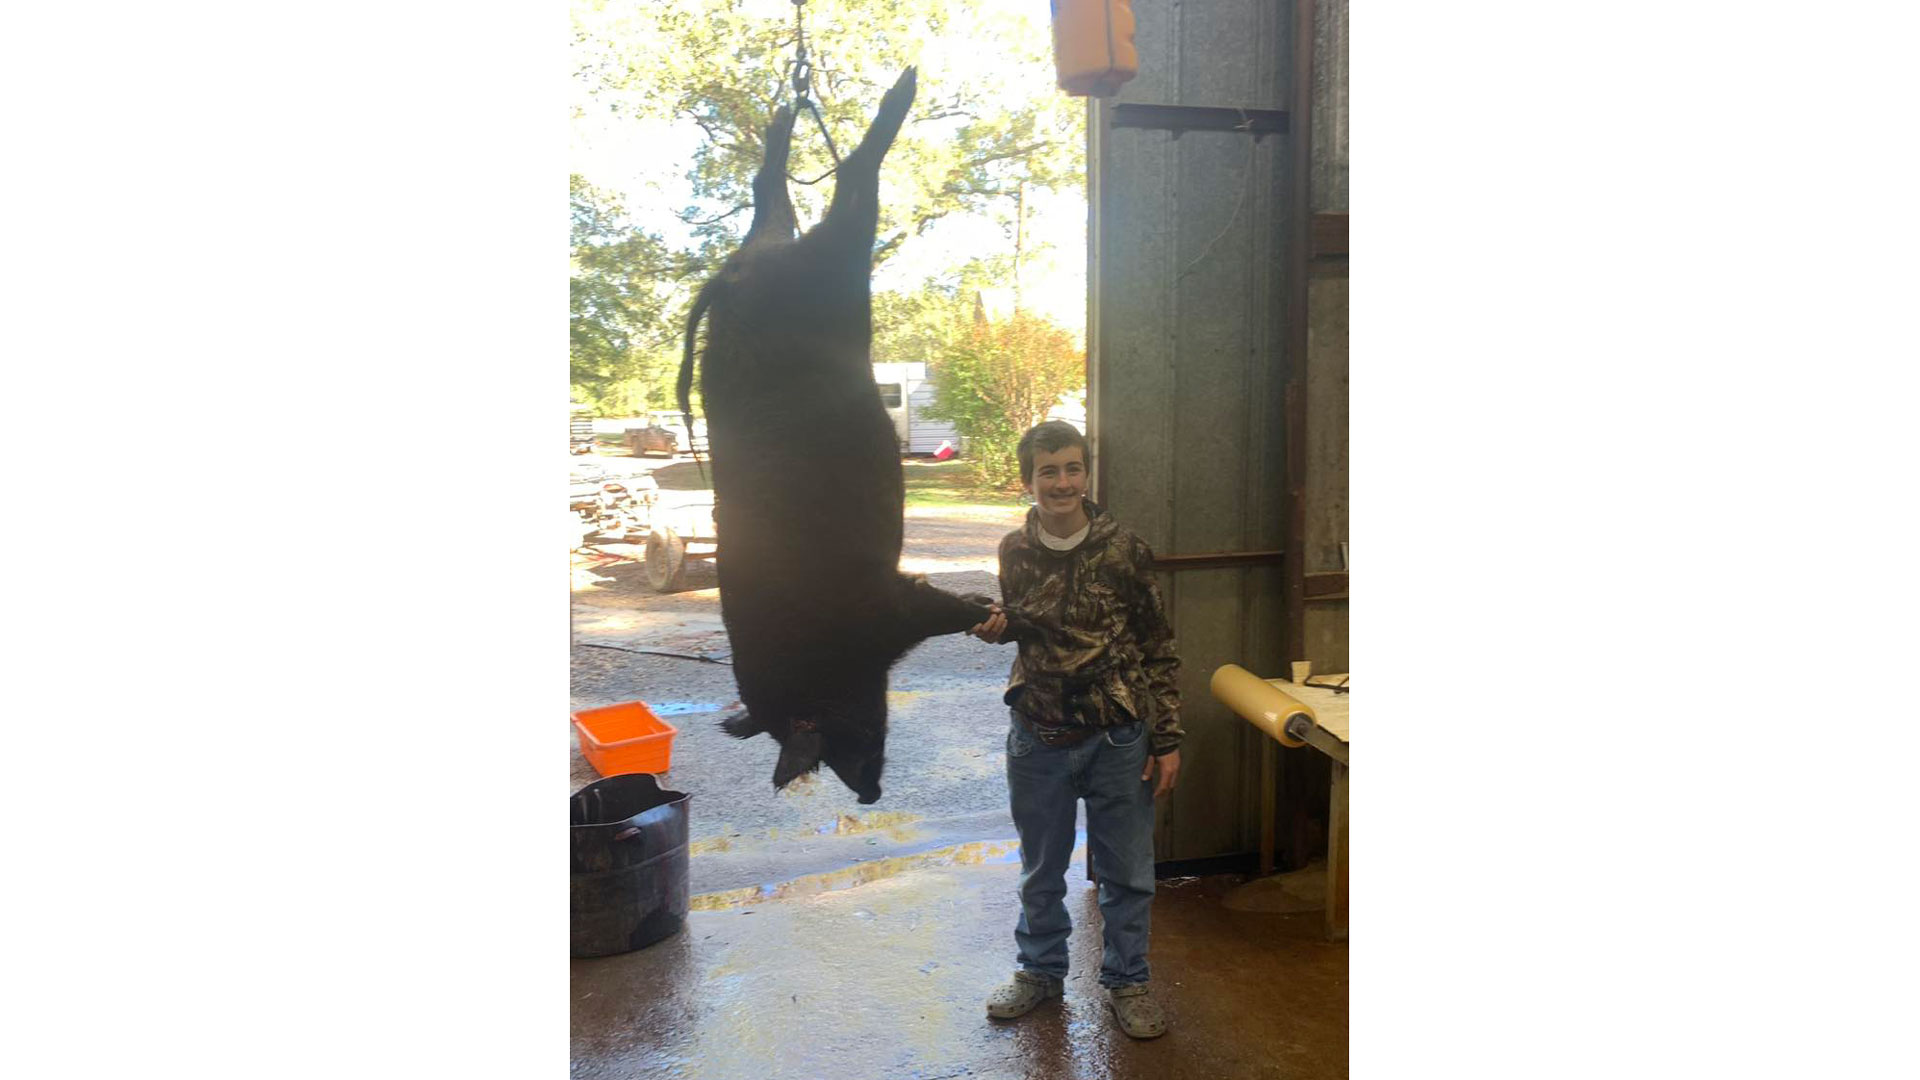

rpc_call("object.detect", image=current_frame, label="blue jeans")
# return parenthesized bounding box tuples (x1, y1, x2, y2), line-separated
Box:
(1005, 712, 1157, 988)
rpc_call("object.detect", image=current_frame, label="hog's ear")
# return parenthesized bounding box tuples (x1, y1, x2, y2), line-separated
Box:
(772, 729, 825, 789)
(826, 751, 886, 806)
(720, 708, 764, 739)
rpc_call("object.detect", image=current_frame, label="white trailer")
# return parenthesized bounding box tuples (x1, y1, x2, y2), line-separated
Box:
(871, 362, 963, 455)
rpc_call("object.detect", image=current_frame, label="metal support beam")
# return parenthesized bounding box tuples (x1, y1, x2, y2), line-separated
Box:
(1109, 102, 1289, 137)
(1150, 549, 1286, 572)
(1281, 0, 1316, 665)
(1304, 570, 1347, 599)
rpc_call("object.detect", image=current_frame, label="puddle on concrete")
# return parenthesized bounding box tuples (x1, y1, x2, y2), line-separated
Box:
(776, 773, 821, 797)
(690, 810, 929, 856)
(814, 810, 923, 838)
(647, 701, 725, 717)
(688, 811, 926, 857)
(690, 838, 1023, 911)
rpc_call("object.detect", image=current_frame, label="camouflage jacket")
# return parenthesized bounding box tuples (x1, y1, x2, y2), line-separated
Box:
(997, 500, 1184, 756)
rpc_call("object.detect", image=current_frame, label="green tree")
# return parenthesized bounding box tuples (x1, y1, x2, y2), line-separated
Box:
(922, 306, 1084, 490)
(570, 174, 694, 413)
(572, 0, 1084, 271)
(872, 252, 1020, 366)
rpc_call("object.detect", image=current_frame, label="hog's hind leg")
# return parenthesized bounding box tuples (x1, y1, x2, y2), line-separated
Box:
(679, 104, 802, 441)
(745, 104, 800, 247)
(812, 67, 917, 259)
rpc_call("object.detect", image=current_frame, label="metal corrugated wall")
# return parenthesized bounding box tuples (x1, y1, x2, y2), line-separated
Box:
(1089, 1, 1295, 862)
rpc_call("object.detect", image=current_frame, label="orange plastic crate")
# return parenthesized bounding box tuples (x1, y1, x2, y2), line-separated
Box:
(572, 700, 678, 777)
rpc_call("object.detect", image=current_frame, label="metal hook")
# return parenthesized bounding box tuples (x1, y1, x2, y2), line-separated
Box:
(783, 0, 840, 184)
(790, 0, 812, 98)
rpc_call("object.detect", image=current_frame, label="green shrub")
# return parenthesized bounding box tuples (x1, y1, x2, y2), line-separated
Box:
(923, 311, 1084, 491)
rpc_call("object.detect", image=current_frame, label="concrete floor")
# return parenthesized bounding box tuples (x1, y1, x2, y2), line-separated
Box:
(571, 497, 1030, 850)
(571, 483, 1347, 1076)
(571, 851, 1348, 1079)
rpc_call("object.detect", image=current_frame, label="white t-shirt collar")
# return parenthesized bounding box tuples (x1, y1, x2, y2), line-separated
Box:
(1038, 520, 1090, 551)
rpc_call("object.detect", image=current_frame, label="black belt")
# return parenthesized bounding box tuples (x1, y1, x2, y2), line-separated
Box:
(1013, 712, 1100, 748)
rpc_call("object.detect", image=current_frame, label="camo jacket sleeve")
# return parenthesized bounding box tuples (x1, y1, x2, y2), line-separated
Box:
(1123, 535, 1185, 756)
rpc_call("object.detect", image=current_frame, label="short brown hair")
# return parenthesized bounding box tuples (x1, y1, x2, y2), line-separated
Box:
(1016, 420, 1089, 485)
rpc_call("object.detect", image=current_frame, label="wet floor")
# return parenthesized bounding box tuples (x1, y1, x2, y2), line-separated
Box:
(571, 503, 1345, 1075)
(571, 852, 1347, 1079)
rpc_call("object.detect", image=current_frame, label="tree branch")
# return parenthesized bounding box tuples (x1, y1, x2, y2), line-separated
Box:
(957, 142, 1054, 171)
(872, 229, 911, 266)
(680, 109, 750, 156)
(678, 203, 749, 227)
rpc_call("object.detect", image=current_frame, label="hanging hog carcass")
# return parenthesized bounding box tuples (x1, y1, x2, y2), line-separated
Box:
(678, 67, 1031, 804)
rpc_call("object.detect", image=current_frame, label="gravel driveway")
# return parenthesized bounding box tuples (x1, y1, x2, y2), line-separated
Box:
(570, 458, 1033, 894)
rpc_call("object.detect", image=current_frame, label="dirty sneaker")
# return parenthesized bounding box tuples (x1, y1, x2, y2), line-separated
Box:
(1106, 983, 1168, 1038)
(985, 970, 1063, 1019)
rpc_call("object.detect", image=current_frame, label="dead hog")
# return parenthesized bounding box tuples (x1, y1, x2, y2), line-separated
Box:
(678, 68, 1029, 804)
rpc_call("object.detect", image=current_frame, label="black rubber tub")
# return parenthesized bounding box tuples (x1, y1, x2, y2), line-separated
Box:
(570, 773, 691, 958)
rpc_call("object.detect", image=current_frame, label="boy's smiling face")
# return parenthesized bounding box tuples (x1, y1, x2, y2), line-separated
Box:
(1028, 445, 1088, 519)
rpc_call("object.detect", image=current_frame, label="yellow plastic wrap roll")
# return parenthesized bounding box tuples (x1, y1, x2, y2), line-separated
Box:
(1210, 664, 1313, 748)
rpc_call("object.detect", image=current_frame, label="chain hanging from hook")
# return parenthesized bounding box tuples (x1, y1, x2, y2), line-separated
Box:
(785, 0, 841, 185)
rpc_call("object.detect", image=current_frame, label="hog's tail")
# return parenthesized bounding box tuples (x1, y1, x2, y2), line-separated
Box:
(679, 278, 718, 485)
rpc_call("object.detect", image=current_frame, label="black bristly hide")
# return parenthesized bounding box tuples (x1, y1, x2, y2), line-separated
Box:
(679, 68, 1032, 804)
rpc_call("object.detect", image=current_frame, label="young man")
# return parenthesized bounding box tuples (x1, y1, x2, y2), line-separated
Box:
(968, 420, 1184, 1039)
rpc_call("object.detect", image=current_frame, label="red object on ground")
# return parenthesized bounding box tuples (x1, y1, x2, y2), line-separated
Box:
(572, 700, 679, 777)
(934, 441, 956, 461)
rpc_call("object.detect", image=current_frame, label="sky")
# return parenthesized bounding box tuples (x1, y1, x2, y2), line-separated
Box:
(569, 0, 1089, 337)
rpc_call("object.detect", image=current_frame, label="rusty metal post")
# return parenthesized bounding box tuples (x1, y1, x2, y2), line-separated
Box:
(1282, 0, 1315, 666)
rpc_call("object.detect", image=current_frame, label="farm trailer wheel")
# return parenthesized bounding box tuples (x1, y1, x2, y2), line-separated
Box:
(644, 527, 688, 592)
